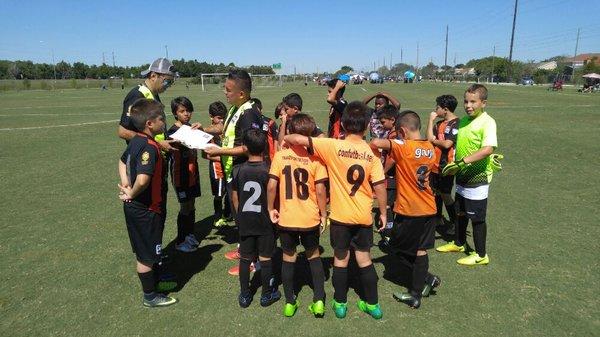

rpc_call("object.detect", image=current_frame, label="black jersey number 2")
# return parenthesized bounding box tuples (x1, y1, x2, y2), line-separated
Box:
(242, 181, 262, 213)
(347, 164, 365, 196)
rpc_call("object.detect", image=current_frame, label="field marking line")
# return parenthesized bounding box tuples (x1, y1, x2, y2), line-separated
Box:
(304, 104, 598, 113)
(0, 119, 118, 131)
(0, 104, 120, 111)
(360, 87, 367, 92)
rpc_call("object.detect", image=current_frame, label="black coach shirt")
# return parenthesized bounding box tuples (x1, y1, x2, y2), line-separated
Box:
(120, 85, 161, 132)
(231, 105, 262, 167)
(231, 161, 273, 236)
(120, 134, 167, 214)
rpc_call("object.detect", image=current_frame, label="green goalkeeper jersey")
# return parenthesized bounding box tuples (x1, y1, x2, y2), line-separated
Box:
(455, 112, 497, 187)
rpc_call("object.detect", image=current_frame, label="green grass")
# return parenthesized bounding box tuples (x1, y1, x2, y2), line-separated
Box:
(1, 81, 599, 336)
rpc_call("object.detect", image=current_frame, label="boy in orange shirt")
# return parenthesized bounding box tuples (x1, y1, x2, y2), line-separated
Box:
(285, 101, 387, 320)
(370, 111, 440, 309)
(267, 113, 329, 318)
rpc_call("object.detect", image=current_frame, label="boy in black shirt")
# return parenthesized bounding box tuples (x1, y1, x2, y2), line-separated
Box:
(118, 98, 177, 307)
(166, 97, 201, 253)
(231, 129, 281, 308)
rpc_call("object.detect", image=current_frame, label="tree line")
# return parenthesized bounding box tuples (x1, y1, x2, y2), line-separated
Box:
(0, 59, 275, 80)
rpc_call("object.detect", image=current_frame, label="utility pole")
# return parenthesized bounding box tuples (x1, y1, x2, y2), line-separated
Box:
(416, 42, 419, 73)
(454, 53, 457, 66)
(444, 25, 449, 67)
(51, 49, 56, 82)
(572, 28, 580, 83)
(401, 47, 403, 63)
(507, 0, 519, 83)
(165, 45, 169, 59)
(491, 45, 496, 83)
(390, 52, 392, 69)
(102, 52, 106, 64)
(112, 51, 115, 67)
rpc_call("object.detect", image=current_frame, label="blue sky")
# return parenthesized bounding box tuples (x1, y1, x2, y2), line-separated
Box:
(1, 0, 598, 73)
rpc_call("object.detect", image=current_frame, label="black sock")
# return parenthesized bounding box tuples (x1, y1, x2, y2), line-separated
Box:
(456, 215, 468, 246)
(187, 211, 196, 237)
(445, 202, 456, 223)
(176, 212, 186, 243)
(472, 221, 487, 256)
(260, 260, 273, 296)
(411, 255, 429, 298)
(309, 258, 325, 302)
(359, 264, 379, 305)
(138, 270, 155, 295)
(435, 195, 443, 218)
(332, 266, 348, 303)
(213, 197, 223, 218)
(281, 261, 295, 303)
(239, 258, 251, 295)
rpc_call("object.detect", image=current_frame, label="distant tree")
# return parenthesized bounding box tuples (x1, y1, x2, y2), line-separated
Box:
(333, 65, 354, 77)
(389, 63, 414, 76)
(420, 62, 439, 76)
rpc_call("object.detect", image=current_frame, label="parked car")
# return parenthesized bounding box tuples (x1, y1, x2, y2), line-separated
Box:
(521, 77, 535, 85)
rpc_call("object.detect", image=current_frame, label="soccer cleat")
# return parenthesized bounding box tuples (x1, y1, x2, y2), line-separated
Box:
(308, 300, 325, 318)
(393, 292, 421, 309)
(283, 301, 299, 317)
(435, 241, 466, 253)
(176, 240, 198, 253)
(185, 234, 200, 247)
(238, 292, 253, 308)
(457, 253, 489, 266)
(228, 263, 256, 276)
(156, 281, 178, 293)
(260, 289, 281, 307)
(214, 217, 229, 227)
(357, 300, 383, 319)
(422, 275, 441, 297)
(331, 300, 347, 319)
(143, 294, 178, 307)
(224, 249, 240, 260)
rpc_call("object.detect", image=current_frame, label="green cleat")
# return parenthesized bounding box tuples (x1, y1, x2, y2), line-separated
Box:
(308, 300, 325, 317)
(214, 217, 228, 227)
(331, 300, 347, 319)
(283, 301, 299, 317)
(457, 253, 489, 266)
(143, 294, 178, 308)
(156, 281, 177, 293)
(393, 292, 421, 309)
(436, 241, 465, 253)
(422, 274, 441, 297)
(357, 300, 383, 319)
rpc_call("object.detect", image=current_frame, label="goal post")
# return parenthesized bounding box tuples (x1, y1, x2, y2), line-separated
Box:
(199, 73, 284, 91)
(200, 73, 229, 92)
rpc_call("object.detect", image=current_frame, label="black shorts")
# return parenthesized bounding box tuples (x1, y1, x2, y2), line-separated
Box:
(329, 220, 373, 251)
(209, 166, 226, 197)
(174, 184, 201, 203)
(279, 228, 320, 252)
(430, 172, 454, 194)
(239, 233, 275, 259)
(389, 214, 436, 255)
(124, 203, 165, 264)
(455, 193, 487, 223)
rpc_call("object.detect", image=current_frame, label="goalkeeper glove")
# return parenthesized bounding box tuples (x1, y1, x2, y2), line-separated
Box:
(442, 159, 468, 176)
(490, 154, 504, 172)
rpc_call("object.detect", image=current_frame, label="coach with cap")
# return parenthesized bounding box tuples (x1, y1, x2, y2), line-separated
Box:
(117, 57, 177, 151)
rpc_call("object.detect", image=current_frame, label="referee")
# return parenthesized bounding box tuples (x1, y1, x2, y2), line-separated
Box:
(118, 58, 178, 152)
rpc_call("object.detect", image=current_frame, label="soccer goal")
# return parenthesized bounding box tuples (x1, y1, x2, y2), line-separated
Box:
(200, 73, 284, 91)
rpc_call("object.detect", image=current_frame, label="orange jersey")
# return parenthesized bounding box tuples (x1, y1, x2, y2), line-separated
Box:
(269, 146, 328, 230)
(389, 139, 437, 216)
(310, 137, 385, 226)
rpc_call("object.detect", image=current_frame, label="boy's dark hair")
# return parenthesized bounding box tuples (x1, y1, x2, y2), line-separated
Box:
(375, 94, 390, 105)
(436, 94, 458, 112)
(130, 98, 165, 131)
(397, 110, 421, 131)
(465, 84, 488, 100)
(283, 93, 303, 110)
(378, 105, 399, 121)
(288, 113, 315, 137)
(341, 101, 369, 134)
(227, 69, 252, 94)
(209, 101, 227, 118)
(243, 128, 266, 155)
(171, 96, 194, 116)
(274, 102, 284, 119)
(327, 78, 345, 97)
(250, 98, 262, 111)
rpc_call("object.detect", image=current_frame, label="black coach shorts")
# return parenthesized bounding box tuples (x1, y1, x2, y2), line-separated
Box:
(455, 193, 487, 223)
(279, 227, 320, 253)
(239, 233, 275, 259)
(209, 167, 226, 198)
(330, 220, 373, 251)
(174, 184, 201, 203)
(124, 203, 165, 265)
(389, 214, 436, 255)
(430, 172, 455, 194)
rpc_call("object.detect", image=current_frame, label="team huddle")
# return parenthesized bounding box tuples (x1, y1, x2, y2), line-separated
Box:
(117, 60, 502, 319)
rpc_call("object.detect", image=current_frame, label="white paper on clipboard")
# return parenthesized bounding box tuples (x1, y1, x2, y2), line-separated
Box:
(169, 125, 214, 150)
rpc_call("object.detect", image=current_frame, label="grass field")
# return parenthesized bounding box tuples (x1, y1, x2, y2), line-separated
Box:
(1, 81, 599, 337)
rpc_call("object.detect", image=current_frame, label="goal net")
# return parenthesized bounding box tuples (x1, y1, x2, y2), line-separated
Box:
(200, 73, 284, 91)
